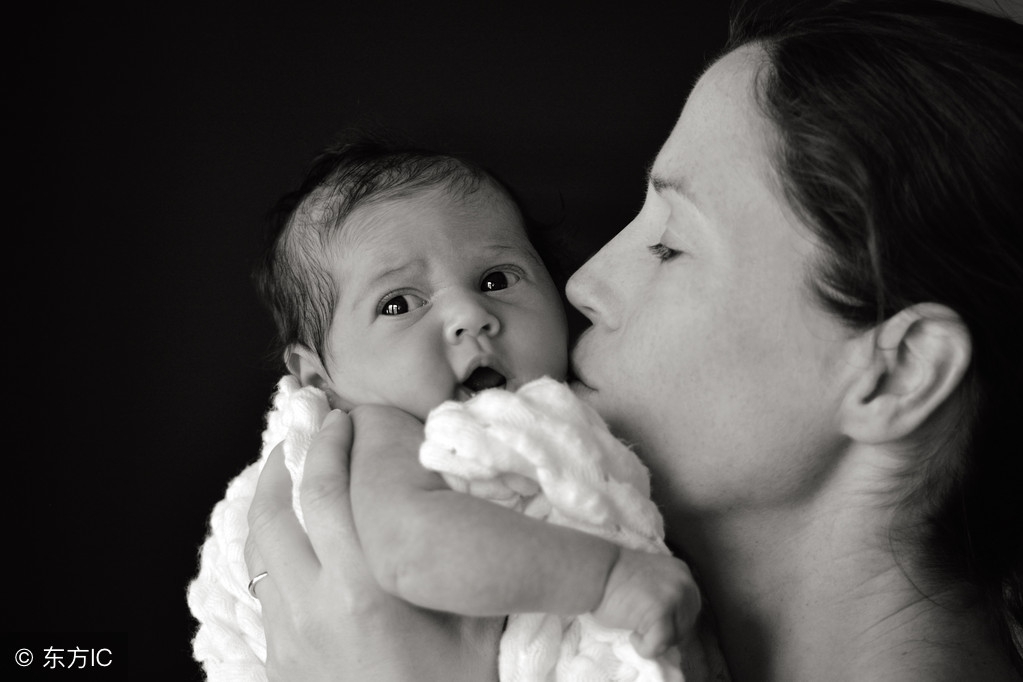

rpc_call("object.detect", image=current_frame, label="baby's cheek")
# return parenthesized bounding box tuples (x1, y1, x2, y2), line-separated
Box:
(401, 364, 458, 420)
(509, 320, 564, 379)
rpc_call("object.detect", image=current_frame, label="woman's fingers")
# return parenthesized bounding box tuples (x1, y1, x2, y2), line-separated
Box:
(248, 406, 505, 679)
(242, 534, 265, 595)
(299, 409, 357, 562)
(248, 441, 319, 604)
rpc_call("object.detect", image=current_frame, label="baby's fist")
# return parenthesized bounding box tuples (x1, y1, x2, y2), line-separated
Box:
(593, 548, 701, 659)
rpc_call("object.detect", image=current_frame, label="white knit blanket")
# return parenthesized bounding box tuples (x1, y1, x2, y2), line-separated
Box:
(187, 376, 329, 682)
(187, 375, 685, 682)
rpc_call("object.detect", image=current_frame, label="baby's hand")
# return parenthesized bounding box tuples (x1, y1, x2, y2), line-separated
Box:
(592, 547, 701, 659)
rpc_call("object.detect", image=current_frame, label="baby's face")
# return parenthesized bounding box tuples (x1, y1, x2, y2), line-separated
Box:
(321, 183, 568, 420)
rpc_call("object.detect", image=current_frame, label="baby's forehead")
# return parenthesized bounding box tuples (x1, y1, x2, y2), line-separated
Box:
(336, 181, 531, 252)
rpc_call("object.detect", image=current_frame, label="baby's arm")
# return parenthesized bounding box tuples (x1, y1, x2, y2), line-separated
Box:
(349, 404, 616, 616)
(348, 405, 699, 656)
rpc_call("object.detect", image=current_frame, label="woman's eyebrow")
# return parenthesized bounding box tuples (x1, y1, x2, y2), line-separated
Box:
(646, 166, 713, 238)
(647, 167, 708, 216)
(647, 168, 690, 199)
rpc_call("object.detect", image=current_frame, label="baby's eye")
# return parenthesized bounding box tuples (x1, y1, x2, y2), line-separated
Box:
(481, 270, 521, 292)
(380, 293, 427, 316)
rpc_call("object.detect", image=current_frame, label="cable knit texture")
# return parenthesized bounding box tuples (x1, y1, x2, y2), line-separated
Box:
(186, 376, 328, 682)
(187, 375, 685, 681)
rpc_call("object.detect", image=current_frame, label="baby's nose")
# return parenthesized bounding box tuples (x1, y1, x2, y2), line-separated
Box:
(443, 293, 500, 344)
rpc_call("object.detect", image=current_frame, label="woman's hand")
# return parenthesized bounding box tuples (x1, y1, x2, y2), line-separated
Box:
(246, 407, 503, 681)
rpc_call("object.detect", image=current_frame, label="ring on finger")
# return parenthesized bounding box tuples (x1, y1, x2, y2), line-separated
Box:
(247, 571, 269, 599)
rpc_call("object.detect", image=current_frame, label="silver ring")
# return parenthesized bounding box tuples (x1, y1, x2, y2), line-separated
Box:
(247, 571, 269, 599)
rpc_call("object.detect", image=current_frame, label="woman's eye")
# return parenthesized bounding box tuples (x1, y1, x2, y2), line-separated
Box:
(481, 270, 521, 292)
(648, 243, 683, 262)
(380, 294, 427, 316)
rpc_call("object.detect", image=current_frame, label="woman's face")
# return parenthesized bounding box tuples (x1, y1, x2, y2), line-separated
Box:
(567, 47, 858, 520)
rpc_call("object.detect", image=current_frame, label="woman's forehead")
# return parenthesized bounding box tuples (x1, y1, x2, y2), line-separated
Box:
(653, 46, 771, 188)
(651, 50, 779, 234)
(650, 45, 817, 267)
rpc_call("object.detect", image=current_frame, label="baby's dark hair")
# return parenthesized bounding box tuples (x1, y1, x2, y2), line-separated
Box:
(253, 131, 558, 369)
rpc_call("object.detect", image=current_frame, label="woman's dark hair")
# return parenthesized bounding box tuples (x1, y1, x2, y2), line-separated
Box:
(253, 130, 568, 369)
(725, 0, 1023, 669)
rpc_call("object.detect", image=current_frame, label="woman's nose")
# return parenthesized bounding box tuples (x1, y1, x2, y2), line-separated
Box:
(443, 291, 501, 344)
(566, 242, 623, 331)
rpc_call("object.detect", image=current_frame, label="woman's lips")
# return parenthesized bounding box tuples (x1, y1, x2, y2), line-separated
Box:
(569, 331, 596, 390)
(569, 352, 595, 391)
(570, 377, 595, 394)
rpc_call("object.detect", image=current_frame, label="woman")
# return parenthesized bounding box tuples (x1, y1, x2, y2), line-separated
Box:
(246, 1, 1023, 679)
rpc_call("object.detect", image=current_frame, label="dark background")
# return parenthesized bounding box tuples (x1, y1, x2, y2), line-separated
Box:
(10, 3, 729, 678)
(10, 1, 1019, 679)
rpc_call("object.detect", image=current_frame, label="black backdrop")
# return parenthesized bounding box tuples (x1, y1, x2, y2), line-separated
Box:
(9, 4, 730, 677)
(10, 0, 1023, 679)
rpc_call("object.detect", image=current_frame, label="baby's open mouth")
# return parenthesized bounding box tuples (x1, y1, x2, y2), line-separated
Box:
(462, 366, 507, 393)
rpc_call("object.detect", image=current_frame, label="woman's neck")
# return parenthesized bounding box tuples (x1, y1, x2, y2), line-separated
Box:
(671, 467, 1018, 681)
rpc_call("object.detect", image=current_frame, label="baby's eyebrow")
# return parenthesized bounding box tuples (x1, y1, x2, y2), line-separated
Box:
(487, 243, 532, 258)
(488, 243, 547, 269)
(367, 261, 420, 283)
(364, 258, 423, 286)
(348, 258, 425, 305)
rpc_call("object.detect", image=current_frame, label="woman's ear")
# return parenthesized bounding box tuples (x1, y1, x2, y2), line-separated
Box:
(285, 344, 330, 389)
(839, 303, 971, 444)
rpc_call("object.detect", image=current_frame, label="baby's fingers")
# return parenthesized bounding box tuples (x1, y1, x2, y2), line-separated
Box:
(630, 617, 674, 659)
(630, 583, 702, 660)
(675, 580, 702, 634)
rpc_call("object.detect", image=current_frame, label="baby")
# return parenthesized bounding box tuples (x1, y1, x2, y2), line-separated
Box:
(188, 134, 698, 681)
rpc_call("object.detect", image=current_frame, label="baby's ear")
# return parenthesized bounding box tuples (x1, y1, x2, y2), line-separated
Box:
(284, 344, 354, 411)
(285, 344, 330, 389)
(838, 303, 971, 444)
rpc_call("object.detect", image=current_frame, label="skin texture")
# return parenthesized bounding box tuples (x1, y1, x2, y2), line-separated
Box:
(249, 44, 1016, 682)
(349, 402, 701, 655)
(568, 46, 1014, 681)
(567, 46, 855, 524)
(247, 413, 505, 682)
(289, 183, 569, 420)
(279, 175, 702, 669)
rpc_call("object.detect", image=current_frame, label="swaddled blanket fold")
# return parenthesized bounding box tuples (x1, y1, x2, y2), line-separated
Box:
(187, 375, 685, 681)
(421, 376, 683, 682)
(187, 376, 329, 682)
